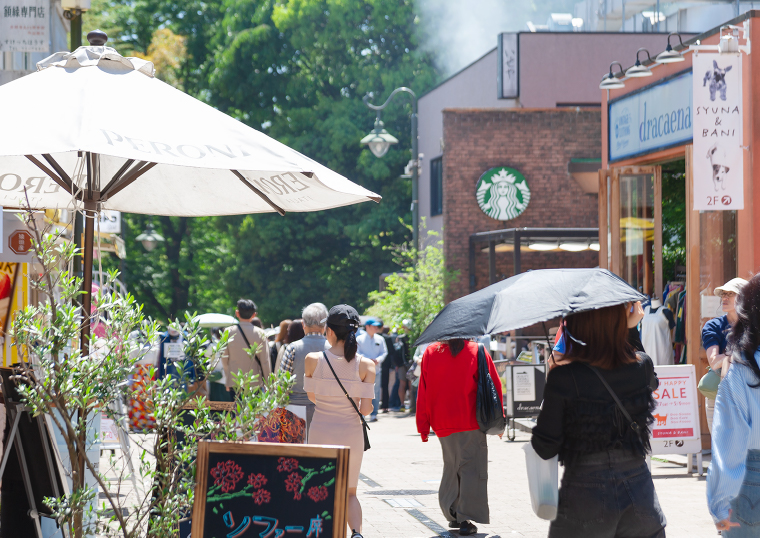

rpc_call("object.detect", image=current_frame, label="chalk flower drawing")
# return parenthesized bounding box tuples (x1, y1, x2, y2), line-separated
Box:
(210, 460, 244, 493)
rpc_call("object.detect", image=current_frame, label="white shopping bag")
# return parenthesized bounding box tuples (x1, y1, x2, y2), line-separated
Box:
(523, 443, 559, 520)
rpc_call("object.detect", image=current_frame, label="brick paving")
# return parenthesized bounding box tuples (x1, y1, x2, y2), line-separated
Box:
(357, 411, 716, 538)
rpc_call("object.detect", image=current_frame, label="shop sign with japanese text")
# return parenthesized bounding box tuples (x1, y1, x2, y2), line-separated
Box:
(650, 364, 701, 456)
(692, 53, 744, 210)
(0, 0, 49, 52)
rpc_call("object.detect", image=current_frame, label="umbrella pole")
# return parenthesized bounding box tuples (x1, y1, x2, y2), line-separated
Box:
(542, 322, 556, 367)
(80, 201, 95, 357)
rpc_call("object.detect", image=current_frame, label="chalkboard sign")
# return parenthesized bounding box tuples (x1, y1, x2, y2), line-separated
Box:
(192, 441, 349, 538)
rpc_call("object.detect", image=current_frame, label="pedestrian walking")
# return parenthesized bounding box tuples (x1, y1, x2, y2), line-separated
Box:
(279, 305, 329, 440)
(304, 304, 375, 538)
(271, 319, 292, 370)
(356, 318, 387, 422)
(416, 339, 503, 536)
(707, 274, 760, 535)
(275, 319, 305, 372)
(221, 299, 271, 396)
(531, 304, 665, 538)
(702, 278, 748, 432)
(379, 326, 395, 413)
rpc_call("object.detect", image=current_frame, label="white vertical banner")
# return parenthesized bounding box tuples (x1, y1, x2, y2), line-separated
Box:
(498, 33, 518, 99)
(0, 0, 49, 52)
(692, 54, 744, 210)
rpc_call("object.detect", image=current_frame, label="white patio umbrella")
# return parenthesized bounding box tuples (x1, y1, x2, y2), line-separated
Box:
(0, 30, 381, 351)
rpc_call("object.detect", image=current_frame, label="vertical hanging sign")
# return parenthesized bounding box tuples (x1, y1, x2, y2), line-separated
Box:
(692, 54, 744, 210)
(0, 0, 49, 52)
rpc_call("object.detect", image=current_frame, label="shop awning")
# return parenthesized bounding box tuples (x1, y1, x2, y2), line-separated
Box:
(469, 227, 599, 292)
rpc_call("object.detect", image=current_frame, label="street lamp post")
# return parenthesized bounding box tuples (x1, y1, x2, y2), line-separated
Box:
(362, 88, 420, 255)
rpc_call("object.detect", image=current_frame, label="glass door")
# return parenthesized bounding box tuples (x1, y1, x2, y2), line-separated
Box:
(607, 166, 663, 300)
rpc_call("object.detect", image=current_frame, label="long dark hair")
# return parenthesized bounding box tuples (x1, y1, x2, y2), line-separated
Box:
(447, 338, 466, 357)
(287, 319, 305, 344)
(564, 304, 637, 369)
(728, 274, 760, 386)
(328, 323, 358, 361)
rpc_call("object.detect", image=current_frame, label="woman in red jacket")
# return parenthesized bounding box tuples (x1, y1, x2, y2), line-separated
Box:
(416, 339, 503, 536)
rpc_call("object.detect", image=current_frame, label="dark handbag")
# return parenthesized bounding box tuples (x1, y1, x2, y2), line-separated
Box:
(476, 344, 506, 435)
(322, 352, 371, 451)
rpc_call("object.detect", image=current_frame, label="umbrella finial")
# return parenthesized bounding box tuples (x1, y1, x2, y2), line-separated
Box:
(87, 29, 108, 46)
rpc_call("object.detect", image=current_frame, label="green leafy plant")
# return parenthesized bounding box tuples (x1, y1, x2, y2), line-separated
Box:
(365, 221, 458, 345)
(10, 200, 294, 538)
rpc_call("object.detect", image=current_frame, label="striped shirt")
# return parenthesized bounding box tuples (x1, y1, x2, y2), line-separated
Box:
(707, 350, 760, 522)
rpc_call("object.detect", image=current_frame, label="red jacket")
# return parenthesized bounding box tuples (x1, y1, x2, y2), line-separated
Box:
(416, 341, 503, 439)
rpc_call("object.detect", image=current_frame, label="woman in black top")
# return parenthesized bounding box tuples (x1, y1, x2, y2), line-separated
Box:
(532, 304, 666, 538)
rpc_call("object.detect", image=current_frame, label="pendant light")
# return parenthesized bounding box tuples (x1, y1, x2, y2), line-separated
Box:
(599, 61, 625, 90)
(656, 33, 685, 64)
(626, 48, 654, 78)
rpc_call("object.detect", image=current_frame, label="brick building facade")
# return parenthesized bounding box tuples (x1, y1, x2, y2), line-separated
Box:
(442, 108, 601, 302)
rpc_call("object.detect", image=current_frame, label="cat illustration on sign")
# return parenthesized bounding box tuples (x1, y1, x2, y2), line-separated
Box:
(703, 60, 732, 101)
(707, 143, 730, 192)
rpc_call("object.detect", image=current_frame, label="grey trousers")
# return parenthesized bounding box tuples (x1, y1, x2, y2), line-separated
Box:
(438, 429, 490, 524)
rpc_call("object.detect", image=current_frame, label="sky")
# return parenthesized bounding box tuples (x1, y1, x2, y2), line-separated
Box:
(415, 0, 577, 76)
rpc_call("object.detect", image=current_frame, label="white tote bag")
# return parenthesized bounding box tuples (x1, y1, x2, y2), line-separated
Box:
(522, 443, 559, 520)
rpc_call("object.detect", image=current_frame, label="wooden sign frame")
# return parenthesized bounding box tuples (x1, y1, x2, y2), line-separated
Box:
(192, 441, 349, 538)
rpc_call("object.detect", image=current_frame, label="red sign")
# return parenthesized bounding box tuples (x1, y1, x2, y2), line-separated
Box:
(8, 230, 33, 255)
(653, 429, 694, 438)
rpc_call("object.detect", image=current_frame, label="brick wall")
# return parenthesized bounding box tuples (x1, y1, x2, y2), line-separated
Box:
(443, 108, 601, 302)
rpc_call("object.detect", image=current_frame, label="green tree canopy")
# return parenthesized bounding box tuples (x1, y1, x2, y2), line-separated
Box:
(91, 0, 440, 324)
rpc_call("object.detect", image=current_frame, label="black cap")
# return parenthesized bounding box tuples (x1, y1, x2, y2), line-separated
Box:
(322, 304, 360, 329)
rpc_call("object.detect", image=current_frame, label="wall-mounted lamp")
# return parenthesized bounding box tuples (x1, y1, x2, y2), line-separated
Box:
(599, 61, 625, 90)
(626, 49, 654, 78)
(656, 33, 686, 63)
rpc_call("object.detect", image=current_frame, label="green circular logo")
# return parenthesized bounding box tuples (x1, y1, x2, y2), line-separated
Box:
(476, 167, 531, 221)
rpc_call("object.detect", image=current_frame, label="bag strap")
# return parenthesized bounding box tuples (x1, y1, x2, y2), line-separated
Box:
(585, 364, 640, 433)
(322, 352, 370, 431)
(236, 324, 263, 373)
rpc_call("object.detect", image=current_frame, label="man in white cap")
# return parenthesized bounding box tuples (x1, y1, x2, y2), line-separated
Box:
(702, 277, 749, 431)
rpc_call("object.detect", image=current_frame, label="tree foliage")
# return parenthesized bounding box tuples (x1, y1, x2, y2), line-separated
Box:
(365, 225, 457, 345)
(89, 0, 440, 324)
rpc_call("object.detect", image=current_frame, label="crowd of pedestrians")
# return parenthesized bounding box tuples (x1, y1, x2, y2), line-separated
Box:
(148, 272, 760, 538)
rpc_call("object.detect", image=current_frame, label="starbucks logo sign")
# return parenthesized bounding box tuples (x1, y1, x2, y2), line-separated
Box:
(476, 167, 531, 221)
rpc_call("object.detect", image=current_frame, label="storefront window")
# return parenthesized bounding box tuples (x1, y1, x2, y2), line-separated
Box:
(619, 174, 655, 296)
(699, 211, 737, 323)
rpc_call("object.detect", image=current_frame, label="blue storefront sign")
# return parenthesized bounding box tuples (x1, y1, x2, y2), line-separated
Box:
(609, 70, 693, 162)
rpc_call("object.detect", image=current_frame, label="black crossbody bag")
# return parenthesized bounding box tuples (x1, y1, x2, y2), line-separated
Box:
(586, 364, 642, 436)
(322, 352, 371, 451)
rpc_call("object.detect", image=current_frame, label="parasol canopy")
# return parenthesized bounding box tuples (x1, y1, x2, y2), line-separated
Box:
(415, 268, 646, 346)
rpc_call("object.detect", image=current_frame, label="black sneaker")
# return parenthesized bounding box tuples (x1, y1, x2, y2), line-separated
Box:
(459, 521, 477, 536)
(448, 520, 459, 529)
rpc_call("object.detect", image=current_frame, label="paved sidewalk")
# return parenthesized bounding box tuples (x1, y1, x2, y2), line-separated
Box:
(357, 412, 716, 538)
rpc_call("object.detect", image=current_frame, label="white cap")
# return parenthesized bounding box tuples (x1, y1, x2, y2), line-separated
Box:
(714, 278, 749, 296)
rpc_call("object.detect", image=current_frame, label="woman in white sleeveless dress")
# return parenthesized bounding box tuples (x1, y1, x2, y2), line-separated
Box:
(304, 304, 375, 538)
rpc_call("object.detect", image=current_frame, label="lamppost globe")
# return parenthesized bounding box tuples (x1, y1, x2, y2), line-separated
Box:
(135, 222, 164, 252)
(361, 119, 398, 158)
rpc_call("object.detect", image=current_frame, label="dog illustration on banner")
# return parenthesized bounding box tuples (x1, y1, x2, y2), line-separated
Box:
(707, 143, 730, 191)
(653, 414, 667, 427)
(703, 60, 733, 101)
